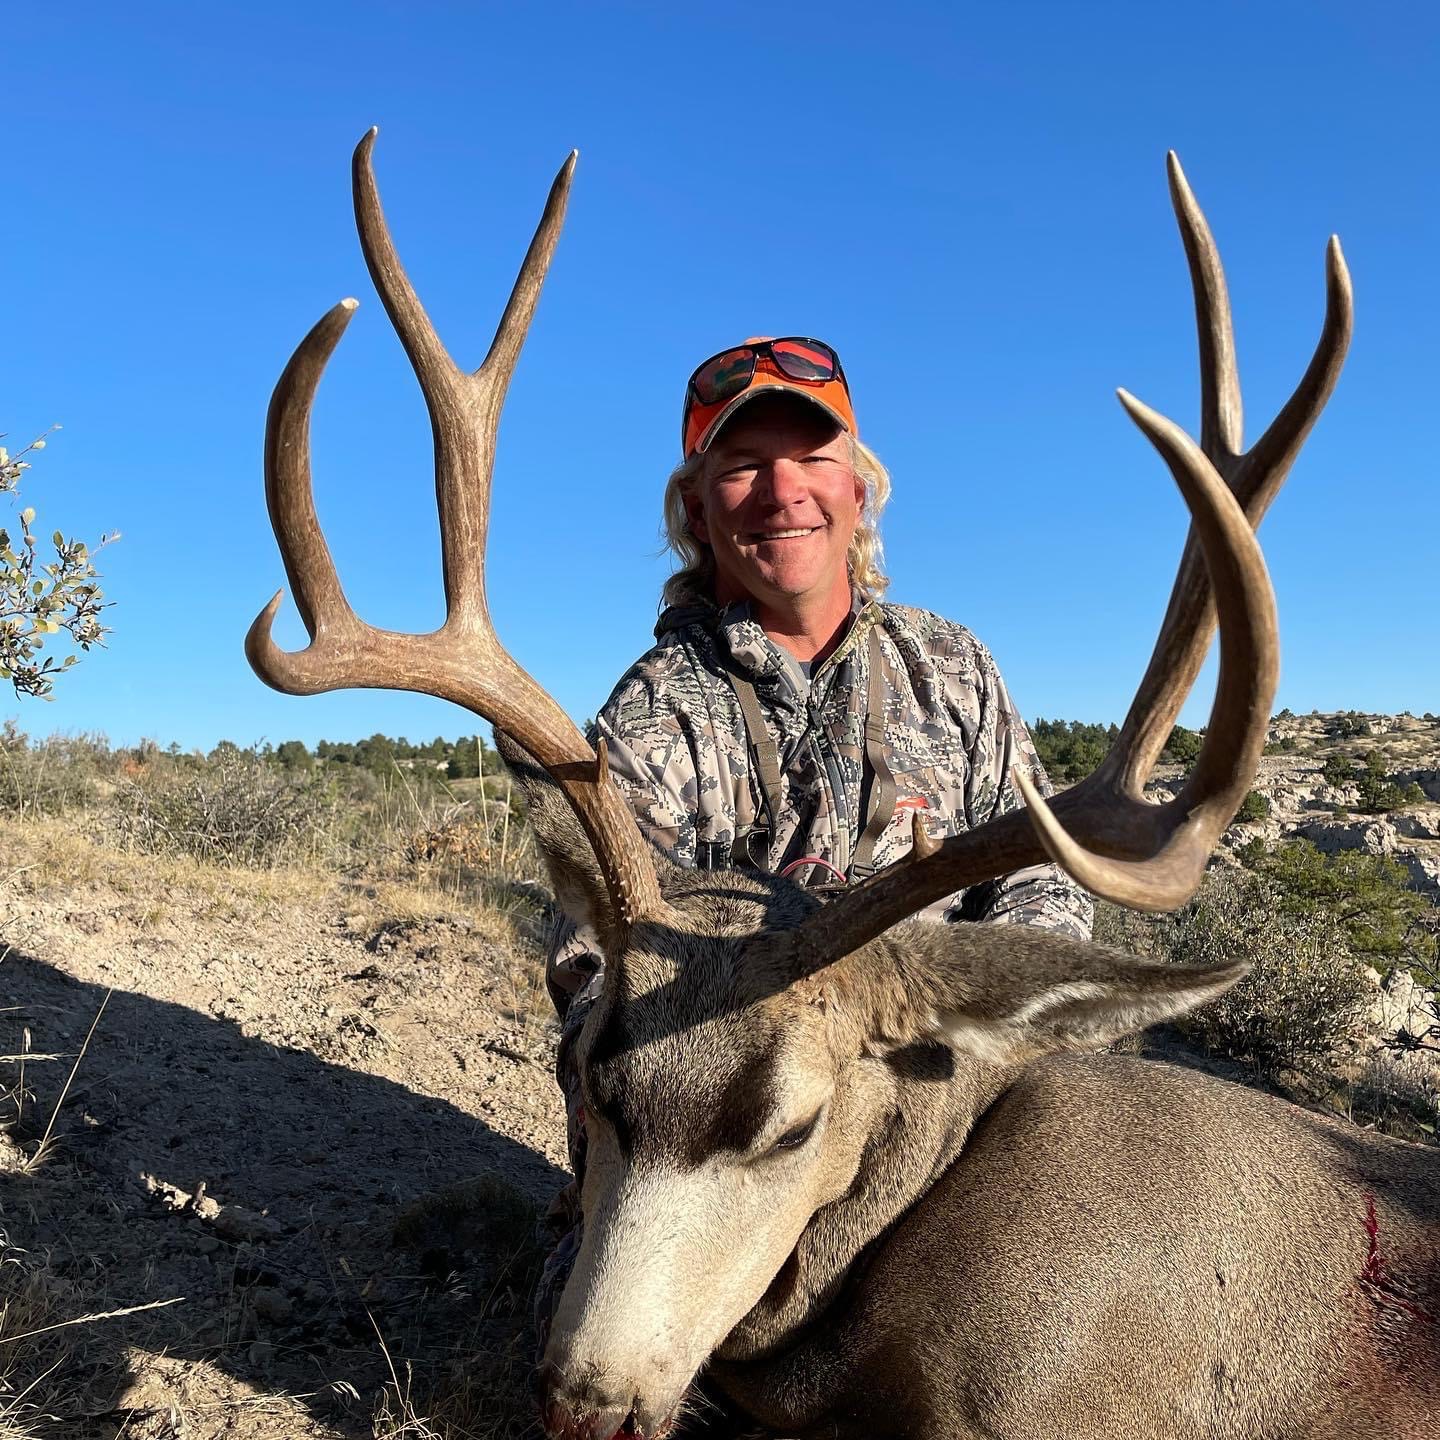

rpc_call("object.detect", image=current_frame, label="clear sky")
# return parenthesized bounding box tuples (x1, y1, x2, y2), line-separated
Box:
(5, 1, 1437, 752)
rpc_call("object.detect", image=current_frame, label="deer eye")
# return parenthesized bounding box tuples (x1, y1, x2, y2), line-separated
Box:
(769, 1110, 822, 1156)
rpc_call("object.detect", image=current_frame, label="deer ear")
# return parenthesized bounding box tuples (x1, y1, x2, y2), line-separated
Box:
(493, 729, 618, 943)
(845, 923, 1245, 1064)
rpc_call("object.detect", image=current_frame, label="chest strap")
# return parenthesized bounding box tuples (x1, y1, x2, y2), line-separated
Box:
(725, 625, 897, 881)
(726, 655, 785, 868)
(849, 624, 897, 880)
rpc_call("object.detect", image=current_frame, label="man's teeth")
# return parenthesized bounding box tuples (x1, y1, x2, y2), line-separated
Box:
(750, 527, 817, 540)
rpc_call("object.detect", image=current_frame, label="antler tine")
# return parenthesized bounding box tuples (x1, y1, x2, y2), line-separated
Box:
(1235, 236, 1352, 511)
(1013, 388, 1276, 911)
(246, 298, 367, 694)
(1168, 151, 1243, 462)
(249, 133, 665, 946)
(479, 151, 579, 388)
(760, 153, 1344, 975)
(352, 129, 458, 399)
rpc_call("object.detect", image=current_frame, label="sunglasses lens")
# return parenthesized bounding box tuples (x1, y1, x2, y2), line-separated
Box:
(692, 349, 757, 406)
(770, 339, 839, 383)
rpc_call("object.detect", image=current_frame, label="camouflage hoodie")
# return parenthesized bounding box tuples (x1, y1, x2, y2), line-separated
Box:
(550, 596, 1092, 1004)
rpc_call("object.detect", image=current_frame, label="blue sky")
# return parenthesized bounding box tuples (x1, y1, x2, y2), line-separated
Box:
(6, 2, 1437, 751)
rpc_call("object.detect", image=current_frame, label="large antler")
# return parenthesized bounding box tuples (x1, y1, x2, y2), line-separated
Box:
(762, 153, 1352, 975)
(246, 129, 664, 946)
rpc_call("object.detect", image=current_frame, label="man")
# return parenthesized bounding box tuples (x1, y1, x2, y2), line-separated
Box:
(534, 335, 1091, 1349)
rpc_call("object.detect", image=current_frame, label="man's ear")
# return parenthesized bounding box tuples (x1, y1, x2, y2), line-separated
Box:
(682, 486, 710, 545)
(836, 922, 1246, 1064)
(492, 729, 619, 946)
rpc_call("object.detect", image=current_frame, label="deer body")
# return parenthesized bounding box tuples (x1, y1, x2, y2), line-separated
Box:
(512, 832, 1440, 1440)
(718, 1056, 1440, 1439)
(246, 132, 1435, 1437)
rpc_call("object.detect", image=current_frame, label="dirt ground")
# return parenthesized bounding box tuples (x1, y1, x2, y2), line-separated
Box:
(1, 818, 566, 1440)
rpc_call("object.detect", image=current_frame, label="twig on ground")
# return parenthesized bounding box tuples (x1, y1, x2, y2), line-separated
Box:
(0, 1294, 185, 1347)
(27, 988, 111, 1169)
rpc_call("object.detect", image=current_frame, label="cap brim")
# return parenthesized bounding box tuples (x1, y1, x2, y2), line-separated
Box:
(693, 385, 853, 456)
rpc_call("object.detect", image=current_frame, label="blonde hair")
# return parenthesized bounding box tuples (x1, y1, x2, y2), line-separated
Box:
(660, 433, 892, 610)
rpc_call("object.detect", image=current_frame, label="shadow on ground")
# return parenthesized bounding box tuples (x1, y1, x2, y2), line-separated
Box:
(2, 946, 564, 1439)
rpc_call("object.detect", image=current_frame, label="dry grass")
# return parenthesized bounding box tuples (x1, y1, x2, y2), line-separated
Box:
(376, 1176, 546, 1440)
(0, 813, 546, 950)
(2, 814, 337, 912)
(0, 1225, 84, 1440)
(370, 1325, 540, 1440)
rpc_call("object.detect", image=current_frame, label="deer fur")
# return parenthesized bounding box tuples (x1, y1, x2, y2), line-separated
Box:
(504, 736, 1440, 1440)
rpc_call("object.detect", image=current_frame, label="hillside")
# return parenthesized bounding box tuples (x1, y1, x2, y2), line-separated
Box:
(1228, 710, 1440, 899)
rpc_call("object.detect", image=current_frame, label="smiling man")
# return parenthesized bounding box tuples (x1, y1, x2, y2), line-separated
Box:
(532, 336, 1093, 1368)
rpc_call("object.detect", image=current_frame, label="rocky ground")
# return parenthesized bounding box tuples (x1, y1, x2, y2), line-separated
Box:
(1, 710, 1437, 1439)
(1241, 711, 1440, 901)
(1135, 711, 1440, 895)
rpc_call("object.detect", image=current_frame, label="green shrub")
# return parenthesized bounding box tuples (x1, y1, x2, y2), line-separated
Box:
(1327, 713, 1372, 739)
(0, 428, 116, 700)
(1028, 718, 1118, 783)
(1321, 754, 1356, 788)
(1235, 790, 1270, 823)
(1160, 724, 1203, 768)
(1163, 870, 1370, 1074)
(1235, 838, 1429, 975)
(1352, 755, 1424, 814)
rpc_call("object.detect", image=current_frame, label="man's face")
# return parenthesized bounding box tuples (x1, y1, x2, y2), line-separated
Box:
(684, 397, 865, 616)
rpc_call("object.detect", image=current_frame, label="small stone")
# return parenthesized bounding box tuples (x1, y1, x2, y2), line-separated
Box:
(250, 1288, 293, 1325)
(212, 1205, 284, 1243)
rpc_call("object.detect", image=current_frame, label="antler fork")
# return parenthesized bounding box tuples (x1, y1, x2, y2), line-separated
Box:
(246, 129, 664, 947)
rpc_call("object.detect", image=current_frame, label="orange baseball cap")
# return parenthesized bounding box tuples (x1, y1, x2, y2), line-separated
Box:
(681, 336, 857, 459)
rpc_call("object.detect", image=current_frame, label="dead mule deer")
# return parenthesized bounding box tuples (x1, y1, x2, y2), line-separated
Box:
(248, 132, 1439, 1439)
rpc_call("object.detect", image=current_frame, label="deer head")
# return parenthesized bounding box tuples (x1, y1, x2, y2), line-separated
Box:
(248, 132, 1350, 1440)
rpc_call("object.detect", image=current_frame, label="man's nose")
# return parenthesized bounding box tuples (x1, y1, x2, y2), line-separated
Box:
(762, 458, 809, 506)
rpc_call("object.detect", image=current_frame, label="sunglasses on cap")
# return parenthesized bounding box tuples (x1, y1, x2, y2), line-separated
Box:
(687, 337, 846, 407)
(681, 336, 855, 458)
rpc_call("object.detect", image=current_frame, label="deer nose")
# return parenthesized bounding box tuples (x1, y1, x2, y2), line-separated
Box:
(542, 1392, 644, 1440)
